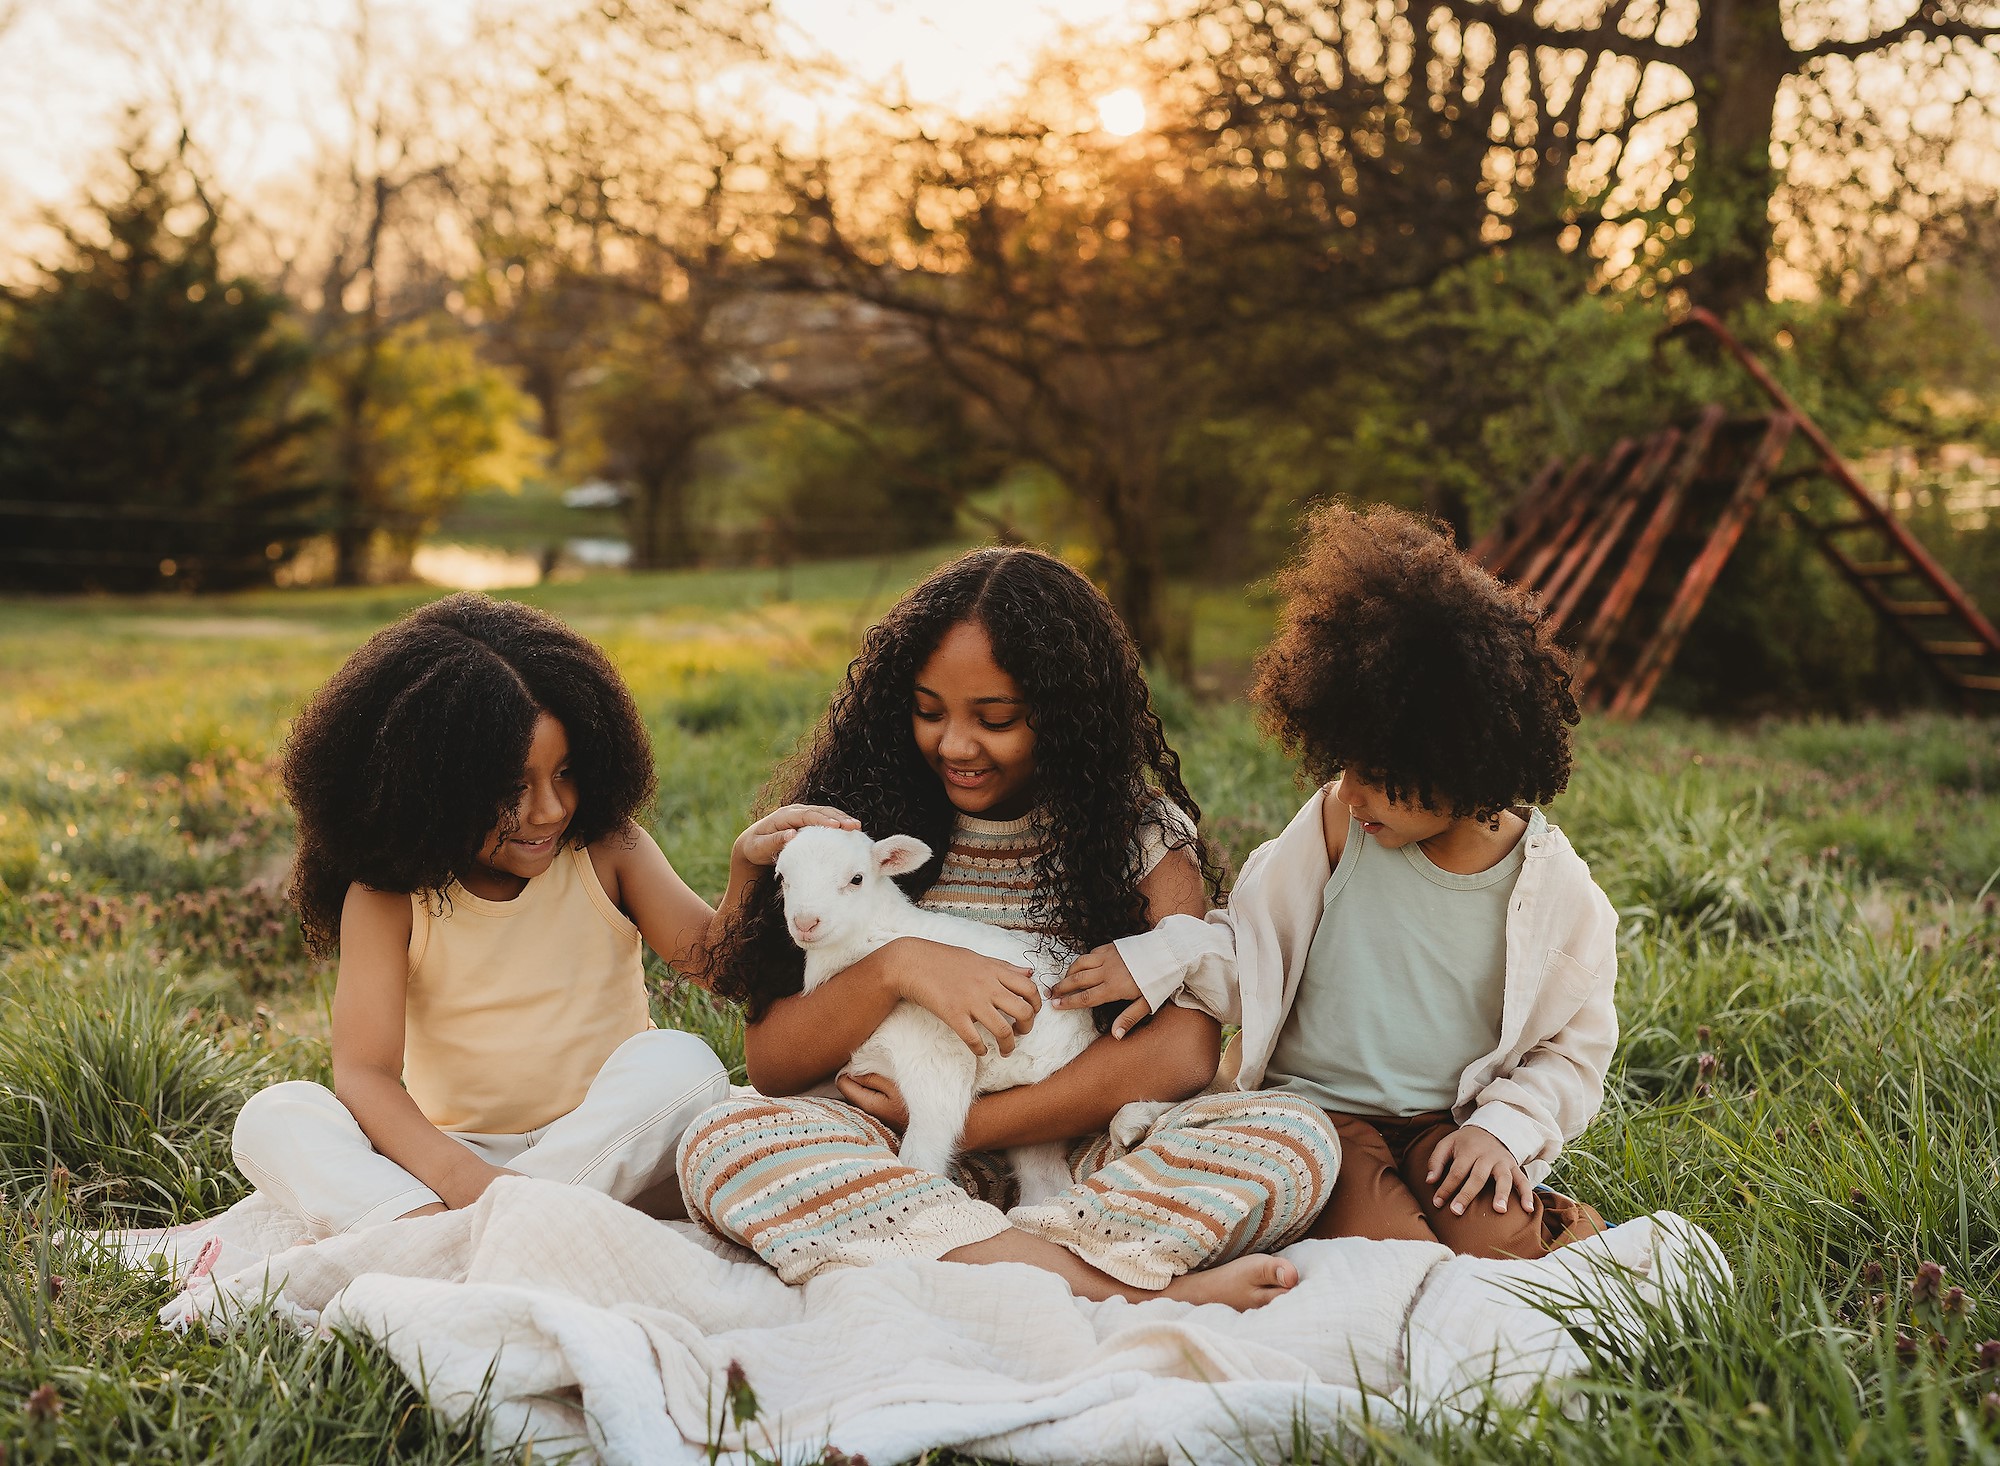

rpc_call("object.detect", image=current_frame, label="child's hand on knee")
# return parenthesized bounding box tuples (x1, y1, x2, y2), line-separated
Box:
(1427, 1125, 1535, 1216)
(1052, 945, 1152, 1039)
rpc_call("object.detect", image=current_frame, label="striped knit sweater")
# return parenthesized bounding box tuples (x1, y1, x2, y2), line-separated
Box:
(917, 800, 1193, 939)
(918, 810, 1047, 933)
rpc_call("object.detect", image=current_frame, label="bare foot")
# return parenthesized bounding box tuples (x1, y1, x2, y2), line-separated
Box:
(1160, 1254, 1298, 1311)
(943, 1226, 1298, 1310)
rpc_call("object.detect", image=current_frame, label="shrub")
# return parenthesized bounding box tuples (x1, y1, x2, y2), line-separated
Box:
(10, 886, 317, 995)
(0, 961, 273, 1224)
(1561, 754, 1848, 943)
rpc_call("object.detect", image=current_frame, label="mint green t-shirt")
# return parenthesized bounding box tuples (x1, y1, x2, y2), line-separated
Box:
(1264, 809, 1538, 1117)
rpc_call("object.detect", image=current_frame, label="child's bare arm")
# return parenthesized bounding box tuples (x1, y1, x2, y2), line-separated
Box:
(595, 807, 862, 985)
(330, 885, 508, 1210)
(592, 822, 716, 976)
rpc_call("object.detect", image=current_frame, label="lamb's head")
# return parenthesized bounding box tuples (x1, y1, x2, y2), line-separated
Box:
(772, 825, 932, 954)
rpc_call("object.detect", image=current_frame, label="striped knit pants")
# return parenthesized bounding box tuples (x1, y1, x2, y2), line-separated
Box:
(676, 1089, 1340, 1290)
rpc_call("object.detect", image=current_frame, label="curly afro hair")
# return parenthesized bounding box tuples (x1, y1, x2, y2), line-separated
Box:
(706, 546, 1222, 1024)
(282, 592, 656, 954)
(1252, 502, 1578, 820)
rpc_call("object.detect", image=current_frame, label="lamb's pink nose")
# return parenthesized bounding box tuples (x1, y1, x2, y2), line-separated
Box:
(792, 915, 821, 939)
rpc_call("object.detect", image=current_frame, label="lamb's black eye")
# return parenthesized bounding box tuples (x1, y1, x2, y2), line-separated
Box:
(848, 873, 863, 886)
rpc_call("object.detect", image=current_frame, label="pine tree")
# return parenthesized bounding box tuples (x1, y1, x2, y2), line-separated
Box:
(0, 141, 321, 591)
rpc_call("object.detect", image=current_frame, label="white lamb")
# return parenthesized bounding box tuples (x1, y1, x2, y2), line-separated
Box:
(773, 824, 1100, 1205)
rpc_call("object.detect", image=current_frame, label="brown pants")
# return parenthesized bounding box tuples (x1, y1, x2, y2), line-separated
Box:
(1308, 1111, 1605, 1260)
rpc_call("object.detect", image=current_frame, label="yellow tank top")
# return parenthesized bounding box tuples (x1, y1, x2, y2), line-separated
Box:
(403, 845, 650, 1134)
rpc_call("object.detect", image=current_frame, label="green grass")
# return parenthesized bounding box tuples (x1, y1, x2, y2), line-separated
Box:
(3, 557, 2000, 1461)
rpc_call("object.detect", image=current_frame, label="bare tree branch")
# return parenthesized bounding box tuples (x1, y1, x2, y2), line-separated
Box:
(1800, 9, 2000, 60)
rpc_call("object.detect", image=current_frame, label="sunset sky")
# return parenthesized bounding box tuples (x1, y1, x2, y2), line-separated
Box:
(0, 0, 1146, 231)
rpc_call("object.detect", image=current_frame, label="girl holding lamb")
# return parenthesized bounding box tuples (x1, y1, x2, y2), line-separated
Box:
(680, 548, 1341, 1310)
(1066, 504, 1615, 1258)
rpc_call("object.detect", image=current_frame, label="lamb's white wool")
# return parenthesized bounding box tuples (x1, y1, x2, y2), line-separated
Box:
(774, 825, 1098, 1201)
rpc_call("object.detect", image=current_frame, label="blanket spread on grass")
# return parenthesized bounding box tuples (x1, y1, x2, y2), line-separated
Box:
(108, 1178, 1728, 1466)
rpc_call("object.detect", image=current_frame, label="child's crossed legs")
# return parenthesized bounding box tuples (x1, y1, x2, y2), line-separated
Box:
(1309, 1111, 1604, 1259)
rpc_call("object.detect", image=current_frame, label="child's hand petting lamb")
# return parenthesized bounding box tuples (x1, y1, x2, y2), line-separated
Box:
(732, 803, 863, 867)
(1050, 943, 1152, 1038)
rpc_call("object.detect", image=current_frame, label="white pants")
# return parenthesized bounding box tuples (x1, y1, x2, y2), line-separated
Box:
(231, 1029, 729, 1235)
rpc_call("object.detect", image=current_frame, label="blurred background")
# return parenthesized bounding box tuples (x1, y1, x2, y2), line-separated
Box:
(3, 0, 2000, 715)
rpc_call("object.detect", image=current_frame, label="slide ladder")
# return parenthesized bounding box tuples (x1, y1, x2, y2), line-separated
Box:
(1469, 311, 2000, 719)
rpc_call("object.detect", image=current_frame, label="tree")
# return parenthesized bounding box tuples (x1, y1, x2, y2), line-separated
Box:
(777, 127, 1208, 661)
(0, 141, 319, 591)
(766, 14, 1542, 662)
(571, 310, 733, 570)
(302, 320, 546, 577)
(452, 0, 781, 569)
(240, 0, 468, 583)
(1170, 0, 2000, 318)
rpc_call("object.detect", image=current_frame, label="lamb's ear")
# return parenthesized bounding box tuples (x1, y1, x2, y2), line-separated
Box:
(872, 835, 932, 877)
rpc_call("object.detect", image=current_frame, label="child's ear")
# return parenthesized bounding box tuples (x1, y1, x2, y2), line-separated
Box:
(872, 836, 932, 877)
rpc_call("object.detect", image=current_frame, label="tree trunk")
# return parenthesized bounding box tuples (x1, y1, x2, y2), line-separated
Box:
(1686, 0, 1793, 317)
(627, 469, 698, 570)
(1092, 466, 1179, 676)
(331, 368, 377, 586)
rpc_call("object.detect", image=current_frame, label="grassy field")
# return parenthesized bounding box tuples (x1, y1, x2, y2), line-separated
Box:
(2, 552, 1999, 1462)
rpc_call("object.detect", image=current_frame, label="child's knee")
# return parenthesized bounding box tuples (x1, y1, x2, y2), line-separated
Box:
(231, 1080, 345, 1172)
(601, 1029, 729, 1110)
(1425, 1196, 1551, 1259)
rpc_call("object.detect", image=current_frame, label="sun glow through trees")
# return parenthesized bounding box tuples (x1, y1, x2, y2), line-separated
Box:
(1095, 88, 1146, 136)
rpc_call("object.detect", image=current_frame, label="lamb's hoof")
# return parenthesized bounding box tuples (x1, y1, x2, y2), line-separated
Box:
(1106, 1100, 1174, 1151)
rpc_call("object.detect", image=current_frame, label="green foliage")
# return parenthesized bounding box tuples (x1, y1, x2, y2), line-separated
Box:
(1558, 754, 1847, 942)
(304, 318, 548, 573)
(699, 396, 990, 562)
(0, 956, 276, 1225)
(0, 142, 320, 592)
(569, 310, 722, 571)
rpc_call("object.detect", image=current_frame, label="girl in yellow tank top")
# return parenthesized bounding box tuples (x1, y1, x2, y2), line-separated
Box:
(230, 593, 857, 1236)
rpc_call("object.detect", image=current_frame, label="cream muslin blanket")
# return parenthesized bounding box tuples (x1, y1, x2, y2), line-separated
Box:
(112, 1177, 1727, 1466)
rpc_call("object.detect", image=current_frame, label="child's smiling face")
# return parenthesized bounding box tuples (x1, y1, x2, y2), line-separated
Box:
(467, 711, 578, 895)
(1332, 771, 1454, 850)
(912, 620, 1038, 821)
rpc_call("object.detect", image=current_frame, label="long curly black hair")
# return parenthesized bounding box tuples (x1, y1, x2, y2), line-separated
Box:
(282, 592, 657, 954)
(707, 547, 1222, 1024)
(1252, 501, 1578, 820)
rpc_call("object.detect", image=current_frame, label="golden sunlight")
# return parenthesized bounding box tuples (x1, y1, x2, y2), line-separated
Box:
(1094, 88, 1147, 136)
